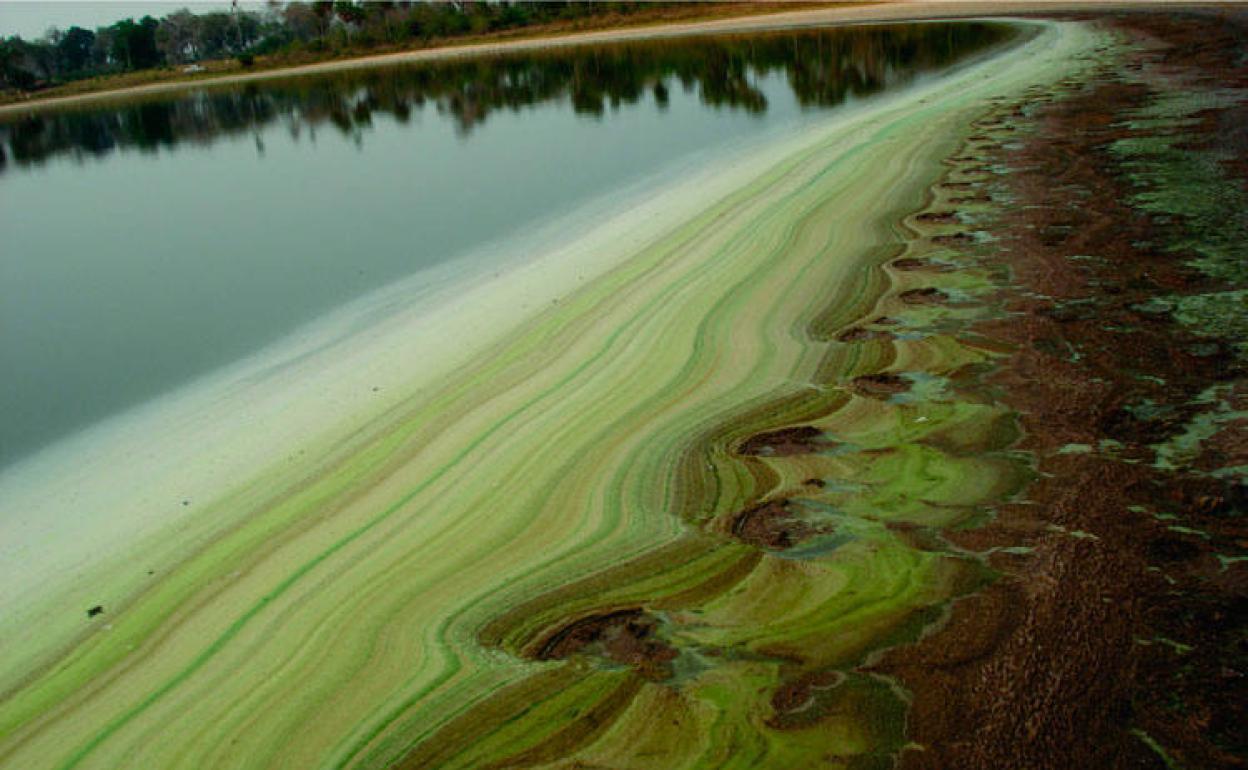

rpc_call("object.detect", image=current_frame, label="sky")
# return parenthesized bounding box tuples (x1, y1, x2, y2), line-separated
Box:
(0, 1, 265, 40)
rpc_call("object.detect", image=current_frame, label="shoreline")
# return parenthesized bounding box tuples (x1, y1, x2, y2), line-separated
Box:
(0, 1, 1222, 118)
(0, 18, 1100, 769)
(876, 9, 1248, 766)
(2, 4, 1242, 767)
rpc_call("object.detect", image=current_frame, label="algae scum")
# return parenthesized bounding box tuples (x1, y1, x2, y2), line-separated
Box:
(2, 12, 1246, 770)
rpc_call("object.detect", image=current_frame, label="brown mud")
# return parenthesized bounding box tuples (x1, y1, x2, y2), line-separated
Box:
(534, 608, 679, 681)
(729, 498, 832, 550)
(837, 325, 896, 342)
(875, 10, 1248, 770)
(737, 425, 828, 456)
(913, 212, 959, 226)
(851, 373, 913, 399)
(898, 287, 950, 305)
(890, 257, 948, 272)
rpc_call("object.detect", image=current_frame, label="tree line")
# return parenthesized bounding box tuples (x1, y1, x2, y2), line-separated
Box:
(0, 2, 661, 93)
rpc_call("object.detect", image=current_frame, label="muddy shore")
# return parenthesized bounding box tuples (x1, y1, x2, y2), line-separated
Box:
(873, 9, 1248, 768)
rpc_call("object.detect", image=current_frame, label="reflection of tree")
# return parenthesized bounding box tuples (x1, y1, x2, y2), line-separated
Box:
(0, 23, 1011, 172)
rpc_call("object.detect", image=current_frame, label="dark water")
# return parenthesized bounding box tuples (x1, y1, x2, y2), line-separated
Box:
(0, 21, 1014, 466)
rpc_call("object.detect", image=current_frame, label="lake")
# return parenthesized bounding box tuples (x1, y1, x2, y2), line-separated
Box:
(0, 21, 1011, 468)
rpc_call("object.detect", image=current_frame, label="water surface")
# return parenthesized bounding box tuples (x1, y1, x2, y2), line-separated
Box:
(0, 22, 1012, 467)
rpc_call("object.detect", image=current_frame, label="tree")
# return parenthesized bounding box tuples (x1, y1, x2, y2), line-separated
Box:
(0, 37, 37, 90)
(91, 26, 115, 69)
(56, 26, 96, 73)
(109, 17, 162, 71)
(282, 2, 320, 42)
(497, 4, 531, 30)
(334, 1, 366, 27)
(361, 2, 402, 45)
(0, 36, 55, 85)
(311, 1, 334, 38)
(200, 13, 236, 57)
(156, 10, 198, 64)
(135, 16, 162, 68)
(236, 13, 262, 50)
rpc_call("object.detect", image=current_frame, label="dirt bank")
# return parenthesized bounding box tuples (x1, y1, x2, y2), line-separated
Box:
(876, 9, 1248, 768)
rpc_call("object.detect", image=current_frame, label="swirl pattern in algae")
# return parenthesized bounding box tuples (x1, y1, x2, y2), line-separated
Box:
(0, 19, 1108, 770)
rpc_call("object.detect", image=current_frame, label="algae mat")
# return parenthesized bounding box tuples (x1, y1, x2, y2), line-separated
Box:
(0, 20, 1103, 770)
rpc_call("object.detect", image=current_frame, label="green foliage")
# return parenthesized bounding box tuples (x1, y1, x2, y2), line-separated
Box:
(0, 38, 39, 90)
(56, 27, 95, 74)
(109, 16, 162, 71)
(334, 1, 367, 27)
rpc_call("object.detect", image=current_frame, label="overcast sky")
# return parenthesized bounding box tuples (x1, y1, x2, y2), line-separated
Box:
(0, 1, 266, 40)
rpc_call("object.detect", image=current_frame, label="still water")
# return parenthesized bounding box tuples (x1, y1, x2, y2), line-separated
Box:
(0, 22, 1011, 467)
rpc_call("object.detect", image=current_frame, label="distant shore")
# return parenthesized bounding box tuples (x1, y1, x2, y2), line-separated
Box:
(0, 0, 1218, 118)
